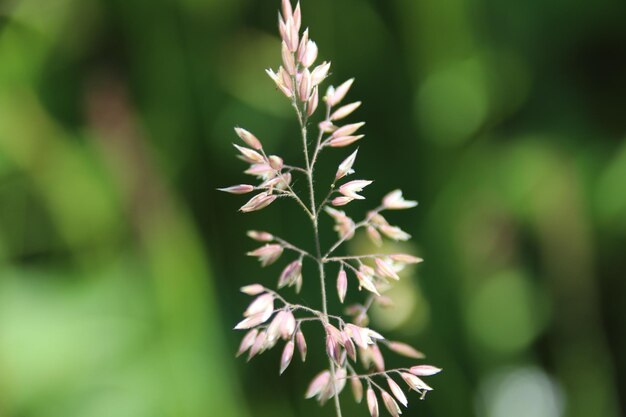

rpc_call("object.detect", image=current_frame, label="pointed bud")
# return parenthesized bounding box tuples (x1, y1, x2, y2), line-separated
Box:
(367, 225, 383, 247)
(235, 308, 273, 330)
(282, 41, 296, 75)
(247, 244, 284, 266)
(293, 2, 301, 31)
(336, 148, 358, 180)
(339, 180, 373, 200)
(331, 101, 362, 121)
(379, 225, 411, 241)
(375, 258, 400, 280)
(218, 184, 255, 194)
(319, 120, 337, 133)
(410, 365, 442, 376)
(387, 378, 408, 407)
(383, 189, 418, 210)
(371, 343, 385, 372)
(342, 331, 357, 361)
(281, 0, 293, 21)
(367, 387, 379, 417)
(247, 230, 274, 242)
(327, 78, 354, 106)
(244, 293, 274, 317)
(234, 127, 262, 150)
(311, 61, 331, 86)
(356, 272, 380, 295)
(387, 341, 425, 359)
(240, 284, 265, 296)
(297, 28, 309, 64)
(307, 86, 319, 116)
(381, 390, 401, 417)
(280, 341, 295, 374)
(278, 260, 302, 288)
(328, 134, 364, 147)
(236, 329, 259, 357)
(280, 311, 297, 339)
(332, 122, 365, 138)
(389, 254, 423, 264)
(298, 69, 311, 101)
(296, 329, 307, 361)
(401, 373, 433, 392)
(351, 377, 363, 403)
(268, 155, 284, 170)
(302, 40, 318, 68)
(248, 331, 267, 359)
(337, 269, 348, 303)
(332, 196, 354, 206)
(305, 371, 331, 399)
(234, 144, 265, 164)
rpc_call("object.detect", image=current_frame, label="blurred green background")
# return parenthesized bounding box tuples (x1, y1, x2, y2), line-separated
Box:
(1, 0, 625, 416)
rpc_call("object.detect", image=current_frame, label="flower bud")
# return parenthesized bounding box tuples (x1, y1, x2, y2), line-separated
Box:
(280, 341, 295, 374)
(335, 148, 358, 180)
(331, 101, 362, 121)
(337, 269, 348, 303)
(218, 184, 255, 194)
(328, 135, 364, 147)
(327, 78, 354, 106)
(367, 387, 379, 417)
(234, 127, 263, 150)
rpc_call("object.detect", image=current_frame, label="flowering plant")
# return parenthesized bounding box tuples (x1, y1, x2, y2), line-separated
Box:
(220, 1, 441, 416)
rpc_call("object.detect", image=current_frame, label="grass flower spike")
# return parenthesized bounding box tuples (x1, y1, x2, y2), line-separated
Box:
(220, 1, 440, 415)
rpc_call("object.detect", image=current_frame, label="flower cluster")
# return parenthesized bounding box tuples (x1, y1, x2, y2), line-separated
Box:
(221, 1, 441, 416)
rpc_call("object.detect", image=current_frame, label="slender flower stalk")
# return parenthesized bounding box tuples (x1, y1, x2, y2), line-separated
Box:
(220, 1, 440, 416)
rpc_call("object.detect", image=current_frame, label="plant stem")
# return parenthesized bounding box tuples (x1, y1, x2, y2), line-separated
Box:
(295, 98, 343, 417)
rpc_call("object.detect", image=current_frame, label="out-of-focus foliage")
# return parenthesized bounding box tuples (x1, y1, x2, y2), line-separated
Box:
(0, 0, 624, 416)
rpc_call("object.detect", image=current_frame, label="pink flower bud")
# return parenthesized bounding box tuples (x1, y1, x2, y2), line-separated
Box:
(307, 86, 319, 116)
(387, 341, 425, 359)
(240, 284, 265, 295)
(236, 329, 258, 357)
(389, 254, 423, 264)
(327, 78, 354, 106)
(247, 244, 284, 266)
(339, 179, 373, 200)
(293, 2, 301, 31)
(302, 40, 318, 68)
(281, 0, 293, 21)
(335, 148, 358, 180)
(375, 258, 400, 280)
(244, 293, 274, 317)
(240, 192, 278, 213)
(387, 378, 408, 407)
(383, 189, 418, 210)
(246, 230, 274, 242)
(367, 225, 383, 247)
(282, 41, 296, 75)
(342, 331, 357, 361)
(331, 101, 362, 121)
(331, 196, 354, 206)
(379, 225, 411, 241)
(280, 311, 296, 339)
(332, 122, 365, 138)
(297, 29, 309, 64)
(311, 61, 331, 85)
(337, 269, 348, 303)
(248, 331, 267, 360)
(351, 376, 363, 403)
(268, 155, 284, 170)
(235, 308, 273, 330)
(356, 272, 380, 295)
(218, 184, 255, 194)
(370, 344, 385, 372)
(401, 373, 433, 392)
(381, 390, 401, 417)
(319, 120, 337, 133)
(305, 371, 331, 399)
(296, 329, 307, 361)
(367, 387, 379, 417)
(298, 69, 311, 101)
(409, 365, 442, 376)
(234, 127, 263, 150)
(278, 260, 302, 288)
(328, 134, 364, 147)
(280, 341, 295, 374)
(234, 144, 264, 164)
